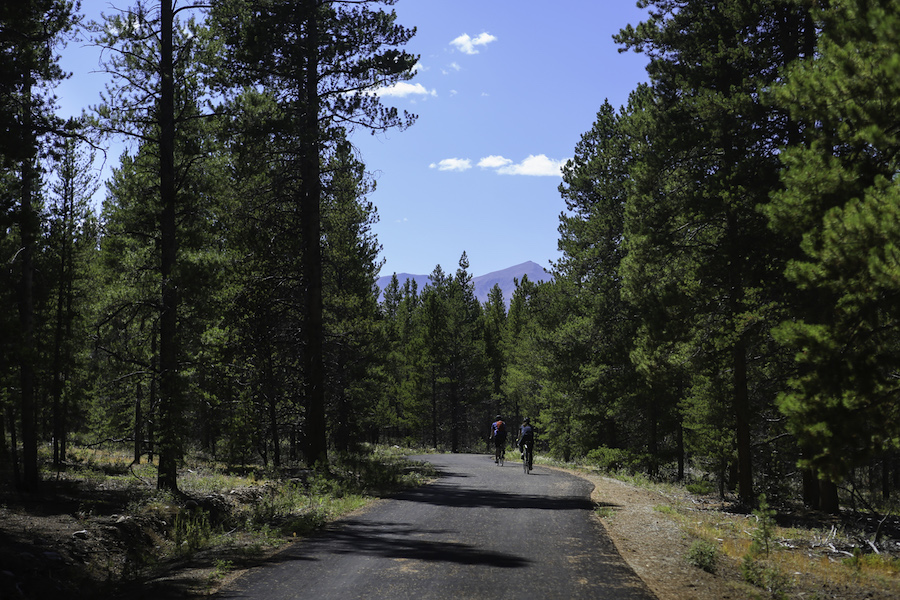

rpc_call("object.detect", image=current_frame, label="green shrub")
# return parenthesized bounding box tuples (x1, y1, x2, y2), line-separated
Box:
(741, 494, 789, 598)
(749, 494, 776, 558)
(686, 480, 715, 495)
(741, 555, 789, 599)
(687, 539, 718, 573)
(171, 509, 213, 556)
(585, 447, 648, 473)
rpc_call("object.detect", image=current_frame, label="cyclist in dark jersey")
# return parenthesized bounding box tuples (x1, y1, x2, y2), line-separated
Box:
(517, 418, 535, 470)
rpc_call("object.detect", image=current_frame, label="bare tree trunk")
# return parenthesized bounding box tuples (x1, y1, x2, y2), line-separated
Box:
(802, 467, 820, 509)
(820, 479, 840, 515)
(134, 382, 143, 464)
(431, 366, 438, 449)
(148, 328, 158, 464)
(733, 338, 754, 506)
(726, 207, 754, 507)
(265, 351, 280, 467)
(300, 0, 328, 468)
(51, 156, 73, 468)
(5, 407, 20, 487)
(676, 420, 685, 482)
(157, 0, 180, 491)
(18, 75, 39, 492)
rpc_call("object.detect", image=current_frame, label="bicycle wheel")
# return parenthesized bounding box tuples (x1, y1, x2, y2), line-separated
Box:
(523, 444, 530, 474)
(499, 446, 505, 466)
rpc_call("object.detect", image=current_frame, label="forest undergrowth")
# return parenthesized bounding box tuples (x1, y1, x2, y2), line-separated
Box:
(0, 444, 437, 599)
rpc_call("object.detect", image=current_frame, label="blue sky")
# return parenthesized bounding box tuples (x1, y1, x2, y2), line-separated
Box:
(57, 1, 651, 278)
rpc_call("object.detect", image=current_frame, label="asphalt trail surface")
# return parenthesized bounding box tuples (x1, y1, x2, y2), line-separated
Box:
(220, 453, 656, 599)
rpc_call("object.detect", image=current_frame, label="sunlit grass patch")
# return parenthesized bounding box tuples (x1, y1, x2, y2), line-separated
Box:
(679, 505, 900, 596)
(178, 464, 262, 495)
(654, 504, 678, 516)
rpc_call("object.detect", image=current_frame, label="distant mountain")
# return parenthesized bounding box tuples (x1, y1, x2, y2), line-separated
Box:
(376, 261, 551, 305)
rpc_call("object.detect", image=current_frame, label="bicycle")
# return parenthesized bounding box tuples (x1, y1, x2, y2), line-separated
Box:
(521, 441, 532, 474)
(494, 440, 505, 466)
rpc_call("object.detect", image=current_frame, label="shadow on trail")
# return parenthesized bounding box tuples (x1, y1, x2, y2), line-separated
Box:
(269, 520, 529, 569)
(396, 482, 597, 512)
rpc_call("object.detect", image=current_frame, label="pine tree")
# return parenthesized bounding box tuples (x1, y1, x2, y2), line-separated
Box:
(321, 141, 383, 452)
(767, 0, 900, 489)
(210, 0, 417, 466)
(483, 283, 507, 413)
(553, 95, 642, 465)
(0, 0, 80, 491)
(92, 2, 217, 489)
(616, 0, 814, 504)
(45, 132, 100, 467)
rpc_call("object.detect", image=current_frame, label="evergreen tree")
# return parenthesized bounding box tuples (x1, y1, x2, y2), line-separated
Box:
(482, 283, 507, 414)
(616, 0, 814, 504)
(92, 2, 217, 489)
(0, 0, 80, 490)
(767, 0, 900, 487)
(553, 96, 642, 465)
(44, 132, 100, 467)
(445, 253, 487, 452)
(210, 0, 418, 466)
(418, 265, 450, 449)
(501, 276, 546, 450)
(321, 141, 383, 452)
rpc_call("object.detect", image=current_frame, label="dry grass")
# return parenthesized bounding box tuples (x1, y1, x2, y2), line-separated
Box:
(668, 497, 900, 595)
(547, 459, 900, 600)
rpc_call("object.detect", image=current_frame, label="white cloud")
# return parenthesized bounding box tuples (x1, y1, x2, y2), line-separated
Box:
(495, 154, 567, 176)
(478, 155, 513, 169)
(366, 82, 437, 98)
(431, 154, 567, 176)
(430, 158, 472, 172)
(450, 32, 497, 55)
(441, 62, 462, 75)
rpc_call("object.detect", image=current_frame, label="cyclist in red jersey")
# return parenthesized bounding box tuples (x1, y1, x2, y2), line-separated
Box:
(490, 415, 507, 464)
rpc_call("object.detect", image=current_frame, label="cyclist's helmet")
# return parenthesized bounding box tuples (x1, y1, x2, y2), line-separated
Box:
(495, 415, 502, 421)
(523, 417, 530, 424)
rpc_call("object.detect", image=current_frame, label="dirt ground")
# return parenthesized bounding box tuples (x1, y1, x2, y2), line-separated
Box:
(563, 467, 900, 600)
(572, 469, 743, 600)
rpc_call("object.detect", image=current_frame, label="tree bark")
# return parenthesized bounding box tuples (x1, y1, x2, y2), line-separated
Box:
(726, 207, 754, 506)
(156, 0, 180, 491)
(733, 338, 754, 505)
(18, 74, 39, 492)
(820, 479, 840, 515)
(300, 0, 328, 468)
(51, 152, 73, 468)
(802, 467, 820, 509)
(134, 382, 143, 464)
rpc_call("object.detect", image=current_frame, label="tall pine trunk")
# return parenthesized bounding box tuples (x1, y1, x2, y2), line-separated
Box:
(157, 0, 180, 491)
(300, 0, 328, 468)
(51, 154, 74, 468)
(18, 74, 39, 492)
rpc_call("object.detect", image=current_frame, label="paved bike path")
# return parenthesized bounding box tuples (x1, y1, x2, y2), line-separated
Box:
(220, 453, 656, 599)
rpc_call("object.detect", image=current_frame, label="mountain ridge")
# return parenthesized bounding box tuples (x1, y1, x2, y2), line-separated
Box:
(376, 261, 551, 305)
